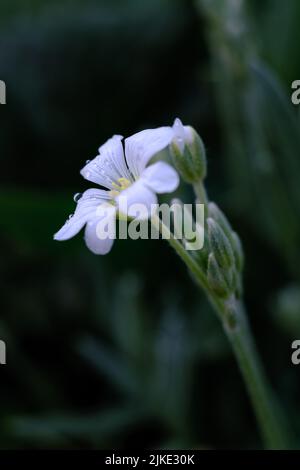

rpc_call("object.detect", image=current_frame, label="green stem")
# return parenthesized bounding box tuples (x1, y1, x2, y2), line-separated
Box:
(151, 213, 209, 289)
(151, 213, 290, 449)
(216, 298, 289, 449)
(193, 181, 208, 205)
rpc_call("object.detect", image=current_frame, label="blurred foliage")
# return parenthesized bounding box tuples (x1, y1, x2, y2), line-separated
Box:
(1, 0, 300, 449)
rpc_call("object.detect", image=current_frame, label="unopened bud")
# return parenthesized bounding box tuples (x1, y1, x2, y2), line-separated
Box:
(208, 202, 232, 239)
(231, 231, 244, 272)
(208, 202, 244, 273)
(170, 118, 207, 183)
(207, 253, 231, 298)
(207, 218, 235, 269)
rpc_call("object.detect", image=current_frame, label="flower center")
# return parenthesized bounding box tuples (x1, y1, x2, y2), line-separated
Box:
(109, 177, 131, 198)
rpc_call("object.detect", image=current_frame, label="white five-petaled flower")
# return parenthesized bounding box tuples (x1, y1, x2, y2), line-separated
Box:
(54, 126, 179, 255)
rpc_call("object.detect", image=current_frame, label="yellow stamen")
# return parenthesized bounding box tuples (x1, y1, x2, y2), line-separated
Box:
(110, 177, 131, 198)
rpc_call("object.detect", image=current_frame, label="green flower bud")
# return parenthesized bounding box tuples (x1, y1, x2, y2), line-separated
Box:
(207, 217, 235, 269)
(208, 202, 232, 240)
(231, 231, 244, 272)
(208, 202, 244, 274)
(207, 253, 231, 298)
(170, 118, 207, 183)
(234, 272, 243, 299)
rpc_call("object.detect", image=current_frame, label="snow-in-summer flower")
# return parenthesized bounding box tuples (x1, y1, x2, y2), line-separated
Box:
(54, 126, 179, 254)
(53, 118, 291, 449)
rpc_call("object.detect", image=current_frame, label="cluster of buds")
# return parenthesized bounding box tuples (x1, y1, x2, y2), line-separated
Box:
(207, 202, 244, 299)
(169, 119, 244, 302)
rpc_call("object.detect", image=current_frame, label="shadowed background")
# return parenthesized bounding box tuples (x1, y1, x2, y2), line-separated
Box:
(1, 0, 300, 449)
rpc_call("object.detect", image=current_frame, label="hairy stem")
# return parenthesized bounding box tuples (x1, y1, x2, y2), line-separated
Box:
(151, 213, 290, 449)
(214, 297, 289, 449)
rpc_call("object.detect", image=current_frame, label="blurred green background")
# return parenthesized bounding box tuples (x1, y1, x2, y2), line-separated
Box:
(1, 0, 300, 449)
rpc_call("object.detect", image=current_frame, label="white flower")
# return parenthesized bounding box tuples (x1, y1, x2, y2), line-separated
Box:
(54, 127, 179, 254)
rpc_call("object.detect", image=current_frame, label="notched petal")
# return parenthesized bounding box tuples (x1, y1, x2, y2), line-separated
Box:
(140, 161, 179, 194)
(84, 209, 116, 255)
(53, 189, 111, 241)
(80, 135, 130, 188)
(125, 126, 174, 178)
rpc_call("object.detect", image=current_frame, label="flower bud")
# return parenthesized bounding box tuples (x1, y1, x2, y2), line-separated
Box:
(207, 217, 235, 269)
(207, 253, 231, 298)
(170, 118, 207, 183)
(231, 231, 244, 272)
(208, 202, 232, 239)
(234, 272, 243, 299)
(208, 203, 244, 273)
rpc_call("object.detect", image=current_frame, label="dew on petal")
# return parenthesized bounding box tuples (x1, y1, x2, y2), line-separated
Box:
(73, 193, 82, 203)
(65, 213, 73, 224)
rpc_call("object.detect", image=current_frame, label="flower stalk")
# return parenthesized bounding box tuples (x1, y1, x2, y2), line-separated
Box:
(153, 121, 291, 447)
(152, 211, 289, 448)
(224, 300, 289, 449)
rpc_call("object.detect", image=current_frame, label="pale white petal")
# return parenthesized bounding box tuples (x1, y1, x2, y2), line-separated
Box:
(54, 189, 111, 241)
(140, 161, 179, 194)
(84, 206, 116, 255)
(98, 134, 132, 181)
(80, 135, 130, 189)
(125, 126, 174, 178)
(116, 179, 157, 220)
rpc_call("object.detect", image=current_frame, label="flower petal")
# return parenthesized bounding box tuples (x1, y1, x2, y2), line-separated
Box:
(80, 135, 130, 189)
(99, 134, 133, 181)
(140, 161, 179, 194)
(125, 126, 174, 178)
(53, 189, 111, 241)
(116, 179, 157, 220)
(84, 205, 116, 255)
